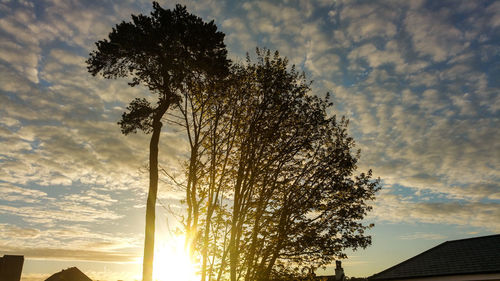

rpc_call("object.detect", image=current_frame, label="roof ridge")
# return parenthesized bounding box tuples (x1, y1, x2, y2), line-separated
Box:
(369, 239, 448, 279)
(369, 234, 500, 280)
(444, 233, 500, 243)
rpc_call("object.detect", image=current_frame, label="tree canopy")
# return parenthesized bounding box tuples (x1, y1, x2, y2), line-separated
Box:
(86, 3, 229, 281)
(176, 49, 380, 281)
(88, 3, 379, 281)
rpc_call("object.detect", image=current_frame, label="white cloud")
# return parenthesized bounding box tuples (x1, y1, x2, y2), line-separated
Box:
(0, 224, 41, 238)
(0, 3, 499, 279)
(0, 183, 47, 203)
(0, 40, 39, 83)
(305, 52, 340, 77)
(399, 232, 447, 240)
(348, 42, 401, 68)
(341, 2, 398, 42)
(370, 193, 500, 232)
(405, 9, 466, 62)
(488, 1, 500, 28)
(0, 200, 123, 224)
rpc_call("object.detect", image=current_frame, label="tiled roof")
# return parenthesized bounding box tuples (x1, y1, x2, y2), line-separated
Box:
(369, 234, 500, 280)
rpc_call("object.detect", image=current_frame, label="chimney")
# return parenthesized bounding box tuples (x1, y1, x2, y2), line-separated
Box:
(335, 260, 345, 281)
(0, 255, 24, 281)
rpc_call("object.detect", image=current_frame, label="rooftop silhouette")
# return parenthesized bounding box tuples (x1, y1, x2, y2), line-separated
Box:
(45, 267, 93, 281)
(370, 234, 500, 280)
(0, 255, 24, 281)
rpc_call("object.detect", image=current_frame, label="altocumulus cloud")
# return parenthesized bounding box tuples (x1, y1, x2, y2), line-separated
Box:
(0, 0, 499, 274)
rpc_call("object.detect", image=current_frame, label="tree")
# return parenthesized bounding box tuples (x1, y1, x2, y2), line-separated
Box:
(86, 3, 229, 281)
(172, 77, 236, 280)
(182, 49, 380, 281)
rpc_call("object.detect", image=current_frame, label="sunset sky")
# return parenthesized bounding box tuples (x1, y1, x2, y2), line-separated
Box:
(1, 0, 499, 280)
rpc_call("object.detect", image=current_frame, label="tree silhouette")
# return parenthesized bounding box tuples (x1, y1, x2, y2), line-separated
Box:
(86, 3, 229, 281)
(178, 49, 380, 281)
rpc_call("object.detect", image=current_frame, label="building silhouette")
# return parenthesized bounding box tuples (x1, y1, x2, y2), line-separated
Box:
(44, 267, 93, 281)
(369, 234, 500, 281)
(0, 255, 24, 281)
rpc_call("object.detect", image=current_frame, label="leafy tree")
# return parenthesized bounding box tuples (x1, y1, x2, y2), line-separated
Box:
(173, 77, 236, 280)
(182, 49, 380, 281)
(86, 3, 229, 281)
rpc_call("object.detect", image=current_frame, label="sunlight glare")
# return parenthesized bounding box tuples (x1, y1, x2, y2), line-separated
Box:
(153, 234, 198, 281)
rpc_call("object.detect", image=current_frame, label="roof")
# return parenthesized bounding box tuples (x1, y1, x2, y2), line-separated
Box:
(45, 267, 93, 281)
(369, 234, 500, 280)
(0, 255, 24, 281)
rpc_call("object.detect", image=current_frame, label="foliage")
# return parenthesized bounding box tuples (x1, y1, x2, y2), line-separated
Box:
(87, 2, 229, 135)
(177, 49, 380, 281)
(86, 3, 229, 281)
(88, 3, 378, 280)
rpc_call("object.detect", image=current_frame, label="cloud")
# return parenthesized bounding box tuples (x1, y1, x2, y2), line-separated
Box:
(1, 246, 138, 263)
(370, 192, 500, 232)
(0, 222, 142, 263)
(232, 2, 499, 237)
(0, 202, 122, 224)
(247, 1, 302, 28)
(0, 3, 499, 279)
(0, 183, 47, 203)
(306, 52, 340, 77)
(0, 43, 188, 190)
(20, 273, 49, 281)
(489, 1, 500, 28)
(0, 40, 39, 83)
(399, 232, 447, 241)
(348, 42, 403, 69)
(221, 17, 256, 58)
(65, 189, 118, 207)
(324, 2, 499, 208)
(404, 9, 466, 62)
(0, 224, 41, 238)
(341, 2, 399, 42)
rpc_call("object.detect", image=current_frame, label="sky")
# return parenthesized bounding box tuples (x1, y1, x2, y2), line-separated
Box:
(0, 0, 499, 280)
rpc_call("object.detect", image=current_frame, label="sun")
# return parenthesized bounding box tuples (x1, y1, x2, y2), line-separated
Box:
(153, 234, 198, 281)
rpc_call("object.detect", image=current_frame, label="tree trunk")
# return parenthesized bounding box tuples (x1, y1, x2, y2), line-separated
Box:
(230, 162, 246, 281)
(201, 210, 211, 281)
(261, 201, 289, 281)
(229, 203, 239, 281)
(142, 122, 162, 281)
(143, 101, 170, 281)
(244, 194, 265, 281)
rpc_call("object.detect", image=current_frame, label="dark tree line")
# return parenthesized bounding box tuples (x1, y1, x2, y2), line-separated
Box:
(87, 3, 379, 281)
